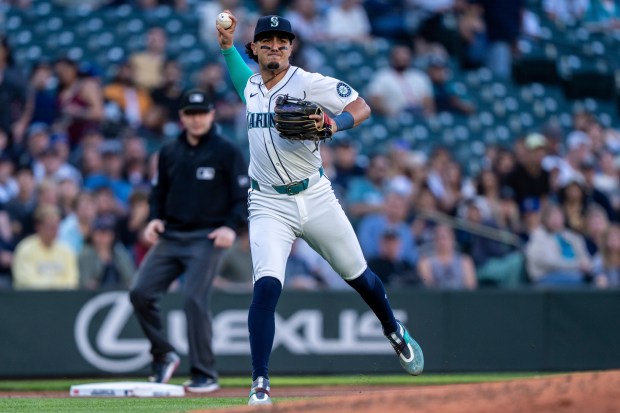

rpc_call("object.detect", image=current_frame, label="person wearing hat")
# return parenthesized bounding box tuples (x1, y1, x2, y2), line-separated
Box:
(129, 89, 249, 392)
(217, 12, 423, 405)
(503, 133, 552, 209)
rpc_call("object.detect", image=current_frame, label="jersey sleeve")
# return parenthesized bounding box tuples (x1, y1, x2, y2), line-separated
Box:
(221, 46, 254, 104)
(307, 72, 359, 115)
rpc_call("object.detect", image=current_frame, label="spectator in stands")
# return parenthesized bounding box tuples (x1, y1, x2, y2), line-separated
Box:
(69, 128, 102, 170)
(12, 205, 78, 290)
(137, 105, 169, 155)
(475, 0, 524, 79)
(367, 229, 419, 287)
(57, 177, 80, 218)
(4, 165, 36, 243)
(417, 224, 477, 289)
(288, 238, 348, 290)
(78, 214, 136, 290)
(456, 1, 486, 68)
(84, 140, 132, 207)
(93, 185, 126, 218)
(593, 151, 620, 211)
(104, 61, 153, 129)
(426, 148, 469, 214)
(525, 203, 591, 286)
(151, 59, 185, 122)
(123, 136, 150, 191)
(366, 45, 434, 118)
(213, 226, 253, 292)
(492, 146, 517, 182)
(358, 191, 418, 266)
(55, 57, 104, 148)
(582, 204, 610, 256)
(329, 136, 365, 198)
(476, 170, 520, 232)
(558, 177, 588, 234)
(592, 224, 620, 287)
(33, 145, 82, 186)
(579, 156, 617, 221)
(544, 0, 589, 26)
(0, 37, 26, 144)
(560, 131, 592, 185)
(504, 133, 551, 209)
(458, 197, 524, 287)
(13, 59, 58, 142)
(285, 0, 328, 42)
(195, 62, 243, 129)
(519, 196, 542, 242)
(115, 190, 148, 260)
(325, 0, 372, 43)
(58, 191, 96, 255)
(346, 153, 389, 223)
(130, 27, 167, 91)
(426, 54, 475, 115)
(410, 185, 439, 251)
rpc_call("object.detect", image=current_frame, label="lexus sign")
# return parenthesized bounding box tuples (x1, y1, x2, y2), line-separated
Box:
(74, 292, 407, 373)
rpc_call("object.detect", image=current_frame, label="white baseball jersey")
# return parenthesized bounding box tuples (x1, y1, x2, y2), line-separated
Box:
(244, 66, 358, 185)
(243, 66, 367, 284)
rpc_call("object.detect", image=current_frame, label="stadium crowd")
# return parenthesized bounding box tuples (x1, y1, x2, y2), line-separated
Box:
(0, 0, 619, 291)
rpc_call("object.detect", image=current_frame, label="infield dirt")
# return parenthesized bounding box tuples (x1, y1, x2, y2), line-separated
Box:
(200, 370, 620, 413)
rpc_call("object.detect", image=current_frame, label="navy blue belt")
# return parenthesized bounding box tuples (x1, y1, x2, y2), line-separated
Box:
(251, 167, 324, 196)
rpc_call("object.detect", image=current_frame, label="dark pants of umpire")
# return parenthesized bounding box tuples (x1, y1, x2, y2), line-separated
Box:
(129, 229, 223, 380)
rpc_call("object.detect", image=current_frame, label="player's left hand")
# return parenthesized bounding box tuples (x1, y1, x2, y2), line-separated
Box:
(208, 226, 236, 248)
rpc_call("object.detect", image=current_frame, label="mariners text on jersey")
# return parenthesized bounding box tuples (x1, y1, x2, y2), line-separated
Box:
(247, 111, 275, 129)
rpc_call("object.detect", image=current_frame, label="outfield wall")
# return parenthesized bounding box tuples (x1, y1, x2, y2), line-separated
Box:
(1, 290, 619, 377)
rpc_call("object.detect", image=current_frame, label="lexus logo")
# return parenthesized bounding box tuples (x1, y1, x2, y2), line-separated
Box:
(74, 292, 152, 373)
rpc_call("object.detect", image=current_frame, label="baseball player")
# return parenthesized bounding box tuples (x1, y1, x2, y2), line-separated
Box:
(129, 89, 248, 393)
(216, 13, 424, 405)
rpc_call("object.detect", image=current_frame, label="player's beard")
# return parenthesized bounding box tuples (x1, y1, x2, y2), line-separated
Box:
(266, 62, 280, 70)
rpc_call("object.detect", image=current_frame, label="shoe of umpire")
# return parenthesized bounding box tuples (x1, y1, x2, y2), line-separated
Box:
(184, 375, 220, 393)
(148, 352, 180, 384)
(248, 376, 272, 405)
(386, 320, 424, 376)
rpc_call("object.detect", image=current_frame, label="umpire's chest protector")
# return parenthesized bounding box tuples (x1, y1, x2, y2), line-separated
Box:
(162, 132, 236, 219)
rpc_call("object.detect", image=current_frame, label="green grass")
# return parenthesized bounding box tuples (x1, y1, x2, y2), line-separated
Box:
(0, 398, 243, 413)
(0, 373, 549, 413)
(0, 373, 546, 392)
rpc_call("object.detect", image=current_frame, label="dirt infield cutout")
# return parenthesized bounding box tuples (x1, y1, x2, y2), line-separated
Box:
(203, 370, 620, 413)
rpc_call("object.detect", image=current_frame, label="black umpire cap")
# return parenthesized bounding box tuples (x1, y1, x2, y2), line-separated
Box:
(254, 15, 295, 41)
(180, 89, 214, 113)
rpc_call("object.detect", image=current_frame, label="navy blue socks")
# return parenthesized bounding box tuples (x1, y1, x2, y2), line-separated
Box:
(346, 267, 398, 335)
(248, 276, 282, 380)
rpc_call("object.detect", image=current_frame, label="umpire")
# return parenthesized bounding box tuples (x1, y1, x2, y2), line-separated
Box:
(129, 89, 249, 393)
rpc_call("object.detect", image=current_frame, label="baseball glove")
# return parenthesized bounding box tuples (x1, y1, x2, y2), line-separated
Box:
(274, 95, 333, 145)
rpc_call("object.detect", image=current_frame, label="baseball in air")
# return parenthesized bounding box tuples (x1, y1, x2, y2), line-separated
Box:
(216, 12, 232, 29)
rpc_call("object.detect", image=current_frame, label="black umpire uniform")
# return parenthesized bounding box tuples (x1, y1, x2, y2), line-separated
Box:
(129, 89, 248, 389)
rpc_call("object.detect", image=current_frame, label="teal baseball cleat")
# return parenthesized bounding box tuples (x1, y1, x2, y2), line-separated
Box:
(386, 320, 424, 375)
(248, 376, 272, 406)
